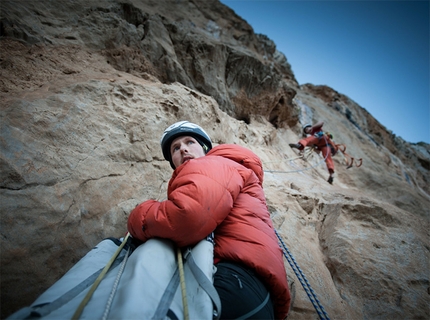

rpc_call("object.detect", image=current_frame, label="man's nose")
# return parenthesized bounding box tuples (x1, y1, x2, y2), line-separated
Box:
(180, 143, 188, 153)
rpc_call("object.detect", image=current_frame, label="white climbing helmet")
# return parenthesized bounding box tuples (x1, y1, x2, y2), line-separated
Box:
(160, 121, 212, 168)
(302, 124, 312, 135)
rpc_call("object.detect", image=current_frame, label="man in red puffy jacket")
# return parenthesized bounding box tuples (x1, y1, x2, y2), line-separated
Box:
(127, 121, 291, 319)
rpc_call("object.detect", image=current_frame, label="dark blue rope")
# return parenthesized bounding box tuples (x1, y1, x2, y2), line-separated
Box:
(275, 230, 330, 320)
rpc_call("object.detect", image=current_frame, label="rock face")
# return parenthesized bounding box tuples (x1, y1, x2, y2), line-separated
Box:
(1, 0, 429, 319)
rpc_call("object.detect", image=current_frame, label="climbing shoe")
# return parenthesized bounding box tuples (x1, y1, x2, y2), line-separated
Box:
(289, 143, 301, 149)
(328, 176, 334, 184)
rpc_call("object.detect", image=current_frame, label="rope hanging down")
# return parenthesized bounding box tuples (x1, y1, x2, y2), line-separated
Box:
(275, 230, 330, 320)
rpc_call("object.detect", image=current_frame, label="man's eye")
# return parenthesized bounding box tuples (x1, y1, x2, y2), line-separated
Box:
(187, 140, 195, 145)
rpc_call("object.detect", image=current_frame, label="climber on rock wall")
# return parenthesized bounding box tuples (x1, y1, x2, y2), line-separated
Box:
(289, 121, 338, 184)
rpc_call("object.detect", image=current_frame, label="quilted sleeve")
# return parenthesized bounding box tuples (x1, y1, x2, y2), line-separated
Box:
(127, 157, 243, 246)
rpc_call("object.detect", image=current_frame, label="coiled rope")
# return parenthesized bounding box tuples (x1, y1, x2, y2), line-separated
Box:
(275, 230, 330, 320)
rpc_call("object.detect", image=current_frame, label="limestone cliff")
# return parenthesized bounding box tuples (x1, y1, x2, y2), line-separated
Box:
(1, 0, 429, 319)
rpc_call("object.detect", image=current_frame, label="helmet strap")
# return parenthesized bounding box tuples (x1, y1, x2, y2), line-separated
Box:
(194, 136, 209, 154)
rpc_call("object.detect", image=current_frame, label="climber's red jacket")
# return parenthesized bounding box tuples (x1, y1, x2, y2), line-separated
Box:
(127, 144, 291, 319)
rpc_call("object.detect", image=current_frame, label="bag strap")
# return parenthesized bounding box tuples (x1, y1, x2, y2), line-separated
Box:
(8, 239, 128, 319)
(235, 292, 270, 320)
(152, 241, 221, 320)
(186, 250, 221, 320)
(151, 267, 181, 319)
(72, 233, 130, 319)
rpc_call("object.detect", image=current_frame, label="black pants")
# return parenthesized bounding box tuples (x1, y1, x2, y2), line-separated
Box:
(214, 262, 274, 320)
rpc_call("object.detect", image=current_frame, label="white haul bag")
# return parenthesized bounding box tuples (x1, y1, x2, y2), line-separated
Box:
(8, 235, 220, 320)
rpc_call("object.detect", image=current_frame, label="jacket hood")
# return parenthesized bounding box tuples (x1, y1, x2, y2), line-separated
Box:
(207, 144, 264, 185)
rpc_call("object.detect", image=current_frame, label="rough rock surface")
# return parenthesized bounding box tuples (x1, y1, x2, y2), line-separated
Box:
(1, 1, 429, 319)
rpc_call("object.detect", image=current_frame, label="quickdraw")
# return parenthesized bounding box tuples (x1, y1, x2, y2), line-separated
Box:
(295, 146, 318, 162)
(335, 144, 362, 169)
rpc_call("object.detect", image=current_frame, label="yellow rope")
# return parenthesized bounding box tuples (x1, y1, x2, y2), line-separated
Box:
(177, 247, 189, 320)
(71, 233, 130, 320)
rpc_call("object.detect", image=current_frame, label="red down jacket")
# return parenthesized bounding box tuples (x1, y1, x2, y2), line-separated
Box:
(127, 144, 291, 319)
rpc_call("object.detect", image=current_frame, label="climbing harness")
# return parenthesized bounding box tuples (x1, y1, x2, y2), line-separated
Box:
(336, 144, 362, 168)
(275, 230, 330, 320)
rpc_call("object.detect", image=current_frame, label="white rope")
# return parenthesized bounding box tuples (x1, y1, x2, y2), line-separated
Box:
(72, 233, 130, 320)
(101, 245, 131, 320)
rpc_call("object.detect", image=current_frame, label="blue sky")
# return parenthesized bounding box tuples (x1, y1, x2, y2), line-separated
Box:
(220, 0, 429, 144)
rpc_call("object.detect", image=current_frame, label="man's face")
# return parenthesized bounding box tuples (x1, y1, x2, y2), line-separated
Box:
(170, 135, 206, 169)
